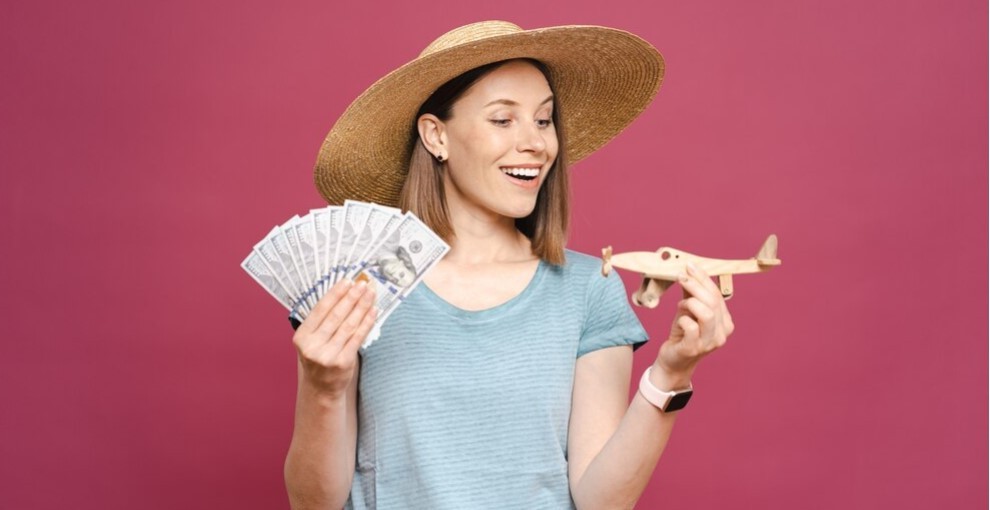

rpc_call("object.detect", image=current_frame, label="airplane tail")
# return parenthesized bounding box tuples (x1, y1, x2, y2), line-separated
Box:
(756, 235, 780, 266)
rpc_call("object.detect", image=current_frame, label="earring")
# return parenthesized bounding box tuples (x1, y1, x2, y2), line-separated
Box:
(435, 153, 446, 163)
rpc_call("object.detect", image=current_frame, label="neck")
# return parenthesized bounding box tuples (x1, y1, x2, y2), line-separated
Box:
(443, 196, 534, 266)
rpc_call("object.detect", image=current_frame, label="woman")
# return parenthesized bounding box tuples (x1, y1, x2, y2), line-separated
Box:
(286, 21, 734, 509)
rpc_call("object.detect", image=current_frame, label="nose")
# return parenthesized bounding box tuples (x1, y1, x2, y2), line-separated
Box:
(516, 121, 548, 154)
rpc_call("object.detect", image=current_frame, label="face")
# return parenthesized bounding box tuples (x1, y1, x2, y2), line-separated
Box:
(438, 60, 559, 220)
(380, 257, 415, 287)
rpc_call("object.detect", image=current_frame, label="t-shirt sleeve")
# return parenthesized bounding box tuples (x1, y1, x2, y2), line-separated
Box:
(577, 270, 650, 357)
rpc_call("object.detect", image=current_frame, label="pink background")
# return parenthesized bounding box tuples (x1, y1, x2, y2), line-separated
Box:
(1, 0, 986, 508)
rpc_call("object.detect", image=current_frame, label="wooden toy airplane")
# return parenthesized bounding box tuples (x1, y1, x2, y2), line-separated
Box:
(602, 234, 781, 308)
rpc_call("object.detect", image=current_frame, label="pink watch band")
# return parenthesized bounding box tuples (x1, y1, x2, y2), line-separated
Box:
(638, 366, 693, 410)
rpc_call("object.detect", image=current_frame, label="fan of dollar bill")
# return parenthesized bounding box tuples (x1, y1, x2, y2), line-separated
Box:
(241, 200, 450, 347)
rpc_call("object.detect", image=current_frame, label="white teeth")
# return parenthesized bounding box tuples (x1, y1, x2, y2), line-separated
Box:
(500, 167, 540, 178)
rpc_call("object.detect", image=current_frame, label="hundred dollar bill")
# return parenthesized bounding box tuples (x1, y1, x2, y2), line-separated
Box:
(308, 209, 327, 296)
(255, 227, 311, 316)
(283, 216, 320, 309)
(241, 249, 305, 321)
(344, 203, 403, 279)
(262, 227, 307, 310)
(335, 200, 373, 285)
(326, 206, 345, 292)
(273, 218, 317, 310)
(311, 206, 342, 295)
(353, 212, 450, 347)
(365, 204, 403, 252)
(292, 215, 320, 304)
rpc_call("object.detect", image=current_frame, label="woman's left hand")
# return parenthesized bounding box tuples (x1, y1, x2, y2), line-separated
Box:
(656, 262, 735, 377)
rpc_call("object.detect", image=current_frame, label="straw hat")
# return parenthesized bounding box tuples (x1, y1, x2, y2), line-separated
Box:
(314, 20, 665, 206)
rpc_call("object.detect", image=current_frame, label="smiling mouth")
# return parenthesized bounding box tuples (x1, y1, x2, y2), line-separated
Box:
(500, 167, 540, 181)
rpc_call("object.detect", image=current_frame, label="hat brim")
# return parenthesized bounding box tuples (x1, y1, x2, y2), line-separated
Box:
(315, 25, 665, 206)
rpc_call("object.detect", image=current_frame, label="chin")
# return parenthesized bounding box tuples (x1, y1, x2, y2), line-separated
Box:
(499, 200, 538, 219)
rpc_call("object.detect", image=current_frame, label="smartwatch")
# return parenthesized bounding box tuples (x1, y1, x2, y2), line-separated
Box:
(639, 366, 693, 413)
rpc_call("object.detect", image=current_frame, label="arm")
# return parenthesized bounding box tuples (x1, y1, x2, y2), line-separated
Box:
(284, 359, 360, 510)
(284, 280, 377, 510)
(568, 348, 692, 509)
(569, 263, 733, 509)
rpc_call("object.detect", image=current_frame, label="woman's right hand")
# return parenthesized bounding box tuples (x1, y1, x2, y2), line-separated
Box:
(292, 279, 377, 399)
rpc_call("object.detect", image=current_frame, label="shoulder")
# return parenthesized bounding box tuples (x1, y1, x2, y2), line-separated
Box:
(551, 249, 605, 278)
(540, 248, 622, 302)
(563, 248, 603, 267)
(554, 248, 635, 303)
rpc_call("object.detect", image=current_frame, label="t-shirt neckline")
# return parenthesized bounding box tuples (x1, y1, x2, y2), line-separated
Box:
(417, 259, 547, 321)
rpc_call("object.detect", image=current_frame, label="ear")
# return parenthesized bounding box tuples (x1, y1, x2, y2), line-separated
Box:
(417, 114, 447, 158)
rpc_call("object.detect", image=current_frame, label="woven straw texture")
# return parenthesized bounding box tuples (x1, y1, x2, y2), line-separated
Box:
(314, 21, 664, 206)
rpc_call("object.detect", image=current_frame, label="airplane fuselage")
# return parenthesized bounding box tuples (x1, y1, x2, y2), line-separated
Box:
(609, 249, 770, 280)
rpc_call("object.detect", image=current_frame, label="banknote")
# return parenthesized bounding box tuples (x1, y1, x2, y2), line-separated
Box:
(292, 216, 320, 304)
(242, 202, 448, 340)
(335, 201, 372, 287)
(328, 207, 345, 291)
(343, 203, 403, 280)
(287, 217, 324, 309)
(310, 208, 328, 295)
(311, 206, 342, 295)
(353, 212, 450, 346)
(241, 249, 303, 320)
(363, 204, 403, 263)
(269, 219, 315, 311)
(254, 227, 311, 316)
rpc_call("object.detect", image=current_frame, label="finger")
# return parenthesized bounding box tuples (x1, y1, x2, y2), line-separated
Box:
(296, 280, 353, 335)
(679, 269, 717, 307)
(314, 280, 369, 339)
(679, 297, 717, 341)
(322, 293, 377, 362)
(688, 262, 725, 298)
(340, 305, 378, 358)
(676, 314, 700, 345)
(681, 262, 725, 308)
(311, 303, 376, 367)
(326, 285, 376, 348)
(306, 296, 370, 365)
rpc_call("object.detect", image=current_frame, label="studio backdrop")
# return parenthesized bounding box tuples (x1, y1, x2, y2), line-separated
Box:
(0, 0, 986, 508)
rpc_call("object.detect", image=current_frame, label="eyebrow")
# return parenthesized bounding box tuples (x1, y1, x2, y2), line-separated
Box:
(483, 95, 554, 108)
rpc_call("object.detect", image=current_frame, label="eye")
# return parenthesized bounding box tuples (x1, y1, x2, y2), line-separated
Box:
(537, 118, 553, 128)
(490, 119, 511, 127)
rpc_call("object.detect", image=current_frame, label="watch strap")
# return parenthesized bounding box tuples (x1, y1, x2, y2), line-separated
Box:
(639, 366, 693, 412)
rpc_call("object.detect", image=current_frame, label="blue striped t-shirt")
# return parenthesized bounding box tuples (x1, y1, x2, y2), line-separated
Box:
(347, 250, 649, 509)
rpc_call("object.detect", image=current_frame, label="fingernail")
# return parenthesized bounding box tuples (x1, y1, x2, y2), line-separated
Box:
(687, 262, 697, 273)
(355, 280, 368, 289)
(678, 272, 689, 283)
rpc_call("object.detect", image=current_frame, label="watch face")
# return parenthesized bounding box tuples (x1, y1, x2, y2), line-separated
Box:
(664, 390, 693, 412)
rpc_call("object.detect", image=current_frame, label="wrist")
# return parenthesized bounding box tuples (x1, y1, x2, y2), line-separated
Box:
(650, 360, 694, 391)
(639, 365, 694, 413)
(298, 379, 350, 409)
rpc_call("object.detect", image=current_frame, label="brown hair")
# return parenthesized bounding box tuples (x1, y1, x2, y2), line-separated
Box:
(398, 59, 569, 265)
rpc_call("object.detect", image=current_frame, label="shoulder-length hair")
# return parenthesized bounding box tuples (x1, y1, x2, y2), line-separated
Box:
(398, 58, 569, 265)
